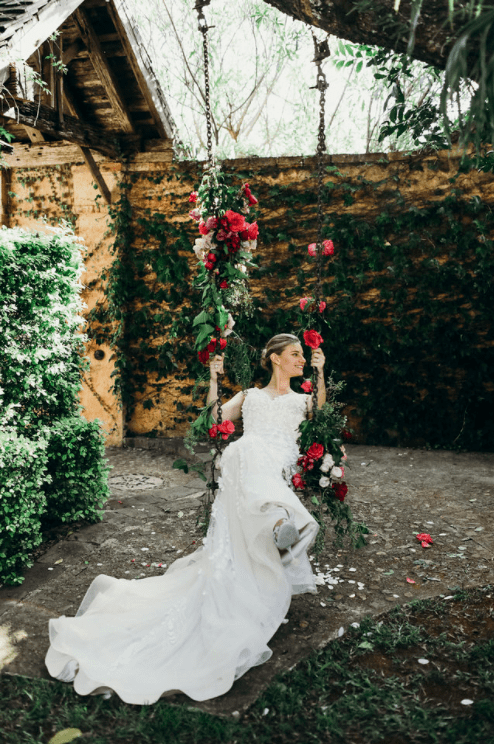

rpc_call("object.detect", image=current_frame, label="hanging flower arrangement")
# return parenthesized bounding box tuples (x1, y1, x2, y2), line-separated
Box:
(293, 240, 368, 551)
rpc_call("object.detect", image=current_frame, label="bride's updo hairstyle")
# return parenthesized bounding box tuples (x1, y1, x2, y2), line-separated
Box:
(261, 333, 300, 373)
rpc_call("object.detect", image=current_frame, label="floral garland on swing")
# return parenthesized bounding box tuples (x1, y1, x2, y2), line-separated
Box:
(176, 2, 367, 551)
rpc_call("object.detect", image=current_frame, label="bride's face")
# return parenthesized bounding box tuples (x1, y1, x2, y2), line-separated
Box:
(273, 343, 306, 377)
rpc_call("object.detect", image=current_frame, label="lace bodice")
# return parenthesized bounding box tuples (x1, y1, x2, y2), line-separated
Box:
(242, 388, 308, 444)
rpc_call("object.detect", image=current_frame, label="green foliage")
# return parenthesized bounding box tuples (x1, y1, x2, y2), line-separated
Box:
(43, 417, 110, 525)
(0, 430, 48, 585)
(0, 224, 86, 426)
(0, 226, 109, 584)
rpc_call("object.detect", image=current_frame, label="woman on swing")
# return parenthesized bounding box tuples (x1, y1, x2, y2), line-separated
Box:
(46, 333, 326, 704)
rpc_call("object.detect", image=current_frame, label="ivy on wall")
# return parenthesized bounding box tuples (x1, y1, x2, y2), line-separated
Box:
(89, 156, 494, 451)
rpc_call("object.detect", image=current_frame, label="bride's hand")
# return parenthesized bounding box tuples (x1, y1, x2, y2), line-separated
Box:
(210, 354, 224, 381)
(311, 347, 325, 373)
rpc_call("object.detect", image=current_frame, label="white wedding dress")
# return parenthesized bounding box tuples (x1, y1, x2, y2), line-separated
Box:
(45, 388, 319, 703)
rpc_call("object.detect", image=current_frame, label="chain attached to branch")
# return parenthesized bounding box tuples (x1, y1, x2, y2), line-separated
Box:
(310, 31, 330, 415)
(195, 1, 224, 513)
(195, 0, 215, 172)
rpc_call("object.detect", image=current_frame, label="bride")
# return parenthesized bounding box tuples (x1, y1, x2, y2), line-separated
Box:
(45, 333, 326, 704)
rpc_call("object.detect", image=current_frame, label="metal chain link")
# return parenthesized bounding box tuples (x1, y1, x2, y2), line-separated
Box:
(196, 1, 224, 509)
(310, 32, 330, 415)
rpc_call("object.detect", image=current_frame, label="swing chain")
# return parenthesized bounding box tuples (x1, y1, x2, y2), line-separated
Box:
(310, 32, 330, 415)
(196, 0, 214, 171)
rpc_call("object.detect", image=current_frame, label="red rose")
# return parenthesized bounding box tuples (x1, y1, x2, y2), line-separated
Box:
(248, 193, 258, 205)
(228, 234, 240, 249)
(307, 442, 324, 460)
(224, 210, 246, 233)
(342, 429, 352, 441)
(332, 482, 348, 502)
(198, 349, 210, 364)
(207, 338, 217, 352)
(247, 222, 259, 240)
(318, 301, 326, 312)
(220, 217, 229, 229)
(207, 252, 216, 263)
(220, 280, 228, 289)
(204, 260, 214, 270)
(198, 222, 209, 236)
(239, 229, 249, 241)
(189, 191, 198, 203)
(301, 380, 313, 393)
(244, 183, 252, 196)
(292, 473, 306, 490)
(208, 424, 218, 438)
(217, 420, 235, 440)
(322, 239, 334, 256)
(219, 338, 227, 351)
(303, 329, 323, 349)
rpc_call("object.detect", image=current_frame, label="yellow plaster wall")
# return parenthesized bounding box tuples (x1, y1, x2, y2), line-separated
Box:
(7, 153, 124, 445)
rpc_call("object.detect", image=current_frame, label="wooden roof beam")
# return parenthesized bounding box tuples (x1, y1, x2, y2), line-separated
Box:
(1, 98, 120, 159)
(73, 7, 135, 135)
(62, 79, 112, 204)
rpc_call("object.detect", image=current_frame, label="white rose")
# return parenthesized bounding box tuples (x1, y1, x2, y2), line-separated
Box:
(319, 476, 330, 488)
(319, 453, 334, 473)
(193, 237, 206, 260)
(330, 466, 343, 479)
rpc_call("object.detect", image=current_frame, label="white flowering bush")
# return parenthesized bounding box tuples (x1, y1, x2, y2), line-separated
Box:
(0, 225, 109, 585)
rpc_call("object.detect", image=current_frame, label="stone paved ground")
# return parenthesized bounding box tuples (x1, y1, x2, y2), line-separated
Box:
(1, 443, 493, 717)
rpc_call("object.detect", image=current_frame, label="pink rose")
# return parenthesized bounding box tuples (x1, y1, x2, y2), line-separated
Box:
(189, 209, 200, 221)
(308, 243, 317, 257)
(205, 216, 218, 231)
(318, 301, 326, 312)
(301, 380, 313, 393)
(300, 297, 311, 311)
(292, 473, 306, 490)
(322, 239, 334, 256)
(303, 329, 323, 349)
(189, 191, 198, 203)
(247, 222, 259, 240)
(216, 229, 229, 242)
(224, 210, 246, 233)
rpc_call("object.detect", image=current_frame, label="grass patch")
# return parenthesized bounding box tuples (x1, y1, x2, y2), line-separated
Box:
(2, 587, 494, 743)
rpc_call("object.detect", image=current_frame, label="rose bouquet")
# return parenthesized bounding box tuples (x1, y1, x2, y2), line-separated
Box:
(292, 378, 367, 551)
(174, 169, 260, 531)
(292, 238, 368, 551)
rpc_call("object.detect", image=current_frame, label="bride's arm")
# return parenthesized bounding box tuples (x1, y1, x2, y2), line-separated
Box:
(306, 347, 326, 414)
(207, 354, 245, 422)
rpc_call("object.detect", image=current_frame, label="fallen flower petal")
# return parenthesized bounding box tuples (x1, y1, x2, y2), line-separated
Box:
(406, 578, 416, 584)
(416, 533, 433, 544)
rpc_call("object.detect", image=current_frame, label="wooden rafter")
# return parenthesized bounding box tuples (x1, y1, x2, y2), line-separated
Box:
(73, 7, 135, 134)
(63, 78, 112, 204)
(109, 0, 175, 140)
(1, 97, 120, 158)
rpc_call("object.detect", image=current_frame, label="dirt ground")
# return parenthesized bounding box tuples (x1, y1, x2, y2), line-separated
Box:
(0, 442, 493, 717)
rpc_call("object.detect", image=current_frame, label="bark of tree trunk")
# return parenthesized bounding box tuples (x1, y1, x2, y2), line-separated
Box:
(262, 0, 476, 73)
